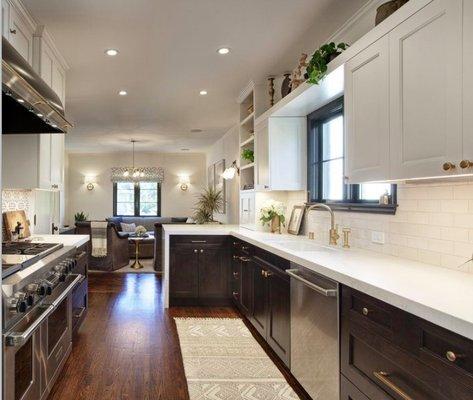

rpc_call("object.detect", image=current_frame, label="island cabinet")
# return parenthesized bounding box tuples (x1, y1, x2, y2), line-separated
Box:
(169, 235, 231, 306)
(232, 240, 291, 367)
(341, 286, 473, 400)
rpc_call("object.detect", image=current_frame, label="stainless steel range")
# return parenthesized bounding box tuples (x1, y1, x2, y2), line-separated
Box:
(2, 244, 84, 400)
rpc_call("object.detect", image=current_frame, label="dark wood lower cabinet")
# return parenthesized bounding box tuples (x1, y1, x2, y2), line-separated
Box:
(340, 375, 371, 400)
(170, 236, 231, 306)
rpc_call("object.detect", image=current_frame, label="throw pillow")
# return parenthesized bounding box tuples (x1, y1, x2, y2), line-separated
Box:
(121, 222, 136, 232)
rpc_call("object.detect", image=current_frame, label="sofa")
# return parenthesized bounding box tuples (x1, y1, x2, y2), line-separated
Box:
(105, 217, 190, 270)
(75, 221, 129, 271)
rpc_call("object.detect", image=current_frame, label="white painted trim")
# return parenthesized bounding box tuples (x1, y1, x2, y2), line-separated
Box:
(9, 0, 36, 32)
(237, 81, 255, 104)
(34, 25, 70, 70)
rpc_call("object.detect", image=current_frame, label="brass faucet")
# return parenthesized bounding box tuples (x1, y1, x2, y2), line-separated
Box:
(307, 203, 340, 245)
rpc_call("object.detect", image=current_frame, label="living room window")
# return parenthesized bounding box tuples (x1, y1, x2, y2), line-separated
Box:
(307, 97, 397, 214)
(113, 182, 161, 217)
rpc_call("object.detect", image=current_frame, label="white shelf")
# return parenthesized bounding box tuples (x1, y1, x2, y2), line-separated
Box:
(240, 136, 255, 147)
(240, 112, 255, 127)
(240, 162, 255, 170)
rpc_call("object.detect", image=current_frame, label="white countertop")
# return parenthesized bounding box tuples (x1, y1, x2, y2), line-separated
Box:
(30, 234, 90, 248)
(163, 224, 473, 340)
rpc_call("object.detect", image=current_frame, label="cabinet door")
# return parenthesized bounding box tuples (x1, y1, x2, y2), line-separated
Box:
(255, 119, 270, 190)
(389, 0, 462, 180)
(39, 40, 54, 87)
(52, 61, 66, 106)
(239, 192, 255, 230)
(170, 246, 199, 300)
(345, 36, 390, 183)
(38, 134, 52, 189)
(8, 5, 33, 64)
(463, 0, 473, 169)
(239, 257, 253, 316)
(2, 0, 10, 38)
(198, 246, 229, 299)
(250, 259, 268, 338)
(50, 134, 65, 188)
(340, 375, 370, 400)
(266, 265, 290, 366)
(231, 256, 242, 304)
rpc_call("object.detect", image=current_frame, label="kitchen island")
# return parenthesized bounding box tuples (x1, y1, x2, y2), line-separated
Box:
(163, 224, 473, 340)
(29, 234, 90, 248)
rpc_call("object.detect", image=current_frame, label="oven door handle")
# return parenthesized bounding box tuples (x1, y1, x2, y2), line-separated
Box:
(5, 305, 55, 347)
(50, 274, 83, 308)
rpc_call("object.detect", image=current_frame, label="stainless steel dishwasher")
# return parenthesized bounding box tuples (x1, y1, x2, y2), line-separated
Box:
(287, 264, 339, 400)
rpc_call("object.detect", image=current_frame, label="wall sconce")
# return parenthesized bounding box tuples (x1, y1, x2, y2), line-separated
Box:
(222, 160, 240, 180)
(84, 175, 97, 191)
(179, 175, 190, 191)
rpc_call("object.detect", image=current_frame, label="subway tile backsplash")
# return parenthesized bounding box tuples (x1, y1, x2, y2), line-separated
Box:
(300, 180, 473, 274)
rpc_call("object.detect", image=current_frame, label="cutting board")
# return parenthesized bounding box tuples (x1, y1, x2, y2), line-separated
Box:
(3, 210, 31, 240)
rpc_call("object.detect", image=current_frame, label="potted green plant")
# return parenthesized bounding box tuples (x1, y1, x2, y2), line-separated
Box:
(193, 187, 223, 224)
(74, 211, 88, 222)
(241, 148, 254, 163)
(306, 42, 349, 85)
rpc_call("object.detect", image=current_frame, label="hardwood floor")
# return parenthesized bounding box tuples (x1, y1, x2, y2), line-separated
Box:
(47, 272, 309, 400)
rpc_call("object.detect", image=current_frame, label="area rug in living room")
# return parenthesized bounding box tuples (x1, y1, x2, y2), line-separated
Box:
(174, 318, 300, 400)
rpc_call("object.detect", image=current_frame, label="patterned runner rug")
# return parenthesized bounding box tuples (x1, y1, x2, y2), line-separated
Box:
(174, 317, 300, 400)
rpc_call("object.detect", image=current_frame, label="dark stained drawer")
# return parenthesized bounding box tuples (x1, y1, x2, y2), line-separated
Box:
(341, 316, 472, 400)
(342, 286, 397, 341)
(398, 313, 473, 391)
(253, 246, 290, 272)
(232, 239, 252, 255)
(170, 235, 230, 247)
(340, 375, 371, 400)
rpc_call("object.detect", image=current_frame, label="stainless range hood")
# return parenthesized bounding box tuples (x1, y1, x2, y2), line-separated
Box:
(2, 37, 73, 134)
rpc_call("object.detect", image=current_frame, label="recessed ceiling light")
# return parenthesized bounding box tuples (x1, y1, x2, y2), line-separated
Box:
(199, 90, 208, 96)
(217, 47, 230, 55)
(118, 90, 128, 96)
(105, 48, 119, 56)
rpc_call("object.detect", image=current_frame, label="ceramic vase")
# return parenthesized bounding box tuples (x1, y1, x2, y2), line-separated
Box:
(270, 215, 281, 234)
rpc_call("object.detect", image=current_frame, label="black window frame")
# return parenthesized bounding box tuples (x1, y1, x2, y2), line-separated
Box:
(307, 97, 397, 214)
(113, 181, 162, 217)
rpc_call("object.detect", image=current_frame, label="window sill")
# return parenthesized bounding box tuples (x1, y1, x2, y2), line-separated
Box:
(306, 202, 397, 215)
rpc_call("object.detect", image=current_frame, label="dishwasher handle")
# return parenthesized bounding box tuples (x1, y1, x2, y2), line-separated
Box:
(286, 269, 337, 297)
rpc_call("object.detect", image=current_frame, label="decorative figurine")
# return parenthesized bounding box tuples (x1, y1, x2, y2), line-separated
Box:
(268, 76, 275, 106)
(291, 53, 308, 90)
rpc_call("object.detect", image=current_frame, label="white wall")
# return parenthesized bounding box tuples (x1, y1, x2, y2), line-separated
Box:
(66, 152, 206, 224)
(206, 125, 240, 224)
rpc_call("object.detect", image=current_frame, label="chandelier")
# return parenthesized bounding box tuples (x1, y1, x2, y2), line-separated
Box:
(110, 139, 165, 183)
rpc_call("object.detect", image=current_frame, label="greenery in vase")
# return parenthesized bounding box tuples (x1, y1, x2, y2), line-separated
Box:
(259, 199, 286, 226)
(74, 211, 88, 222)
(193, 186, 223, 224)
(135, 225, 147, 236)
(306, 42, 349, 85)
(241, 148, 254, 163)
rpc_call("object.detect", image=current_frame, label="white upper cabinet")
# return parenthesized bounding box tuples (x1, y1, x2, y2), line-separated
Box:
(254, 117, 306, 191)
(2, 0, 10, 38)
(463, 0, 473, 170)
(389, 0, 463, 180)
(6, 1, 34, 64)
(345, 36, 390, 184)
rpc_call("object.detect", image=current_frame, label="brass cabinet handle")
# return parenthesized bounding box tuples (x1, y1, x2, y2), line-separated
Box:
(373, 371, 414, 400)
(10, 29, 16, 34)
(362, 307, 369, 316)
(442, 162, 456, 171)
(232, 291, 239, 298)
(265, 271, 273, 277)
(240, 257, 251, 262)
(460, 160, 473, 169)
(232, 255, 239, 260)
(261, 269, 266, 277)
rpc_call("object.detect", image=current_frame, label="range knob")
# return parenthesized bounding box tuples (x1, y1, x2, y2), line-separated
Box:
(9, 296, 27, 313)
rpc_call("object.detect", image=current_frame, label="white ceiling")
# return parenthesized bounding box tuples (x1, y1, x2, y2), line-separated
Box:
(23, 0, 368, 153)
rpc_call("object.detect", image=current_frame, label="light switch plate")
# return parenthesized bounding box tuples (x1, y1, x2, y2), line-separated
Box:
(371, 231, 385, 244)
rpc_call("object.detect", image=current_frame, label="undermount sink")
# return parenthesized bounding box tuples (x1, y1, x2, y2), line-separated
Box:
(267, 239, 337, 253)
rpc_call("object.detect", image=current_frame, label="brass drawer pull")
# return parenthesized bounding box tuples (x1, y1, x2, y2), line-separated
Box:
(261, 269, 266, 277)
(373, 371, 414, 400)
(442, 162, 456, 171)
(240, 257, 251, 262)
(445, 350, 464, 363)
(232, 291, 239, 298)
(232, 272, 239, 278)
(362, 307, 369, 316)
(232, 255, 239, 260)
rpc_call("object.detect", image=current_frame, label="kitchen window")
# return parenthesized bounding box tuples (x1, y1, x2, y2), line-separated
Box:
(113, 182, 161, 216)
(307, 97, 397, 213)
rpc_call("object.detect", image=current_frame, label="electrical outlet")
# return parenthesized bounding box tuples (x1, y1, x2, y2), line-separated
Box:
(371, 231, 385, 244)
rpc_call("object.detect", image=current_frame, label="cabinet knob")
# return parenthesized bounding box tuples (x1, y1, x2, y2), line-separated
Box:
(232, 291, 239, 298)
(442, 162, 456, 171)
(233, 272, 239, 278)
(460, 160, 473, 169)
(362, 307, 369, 316)
(10, 29, 16, 34)
(446, 351, 460, 363)
(200, 249, 204, 253)
(193, 249, 198, 253)
(232, 255, 239, 260)
(261, 269, 266, 277)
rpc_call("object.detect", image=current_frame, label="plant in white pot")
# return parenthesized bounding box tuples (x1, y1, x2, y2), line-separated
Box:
(260, 199, 286, 234)
(193, 187, 223, 224)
